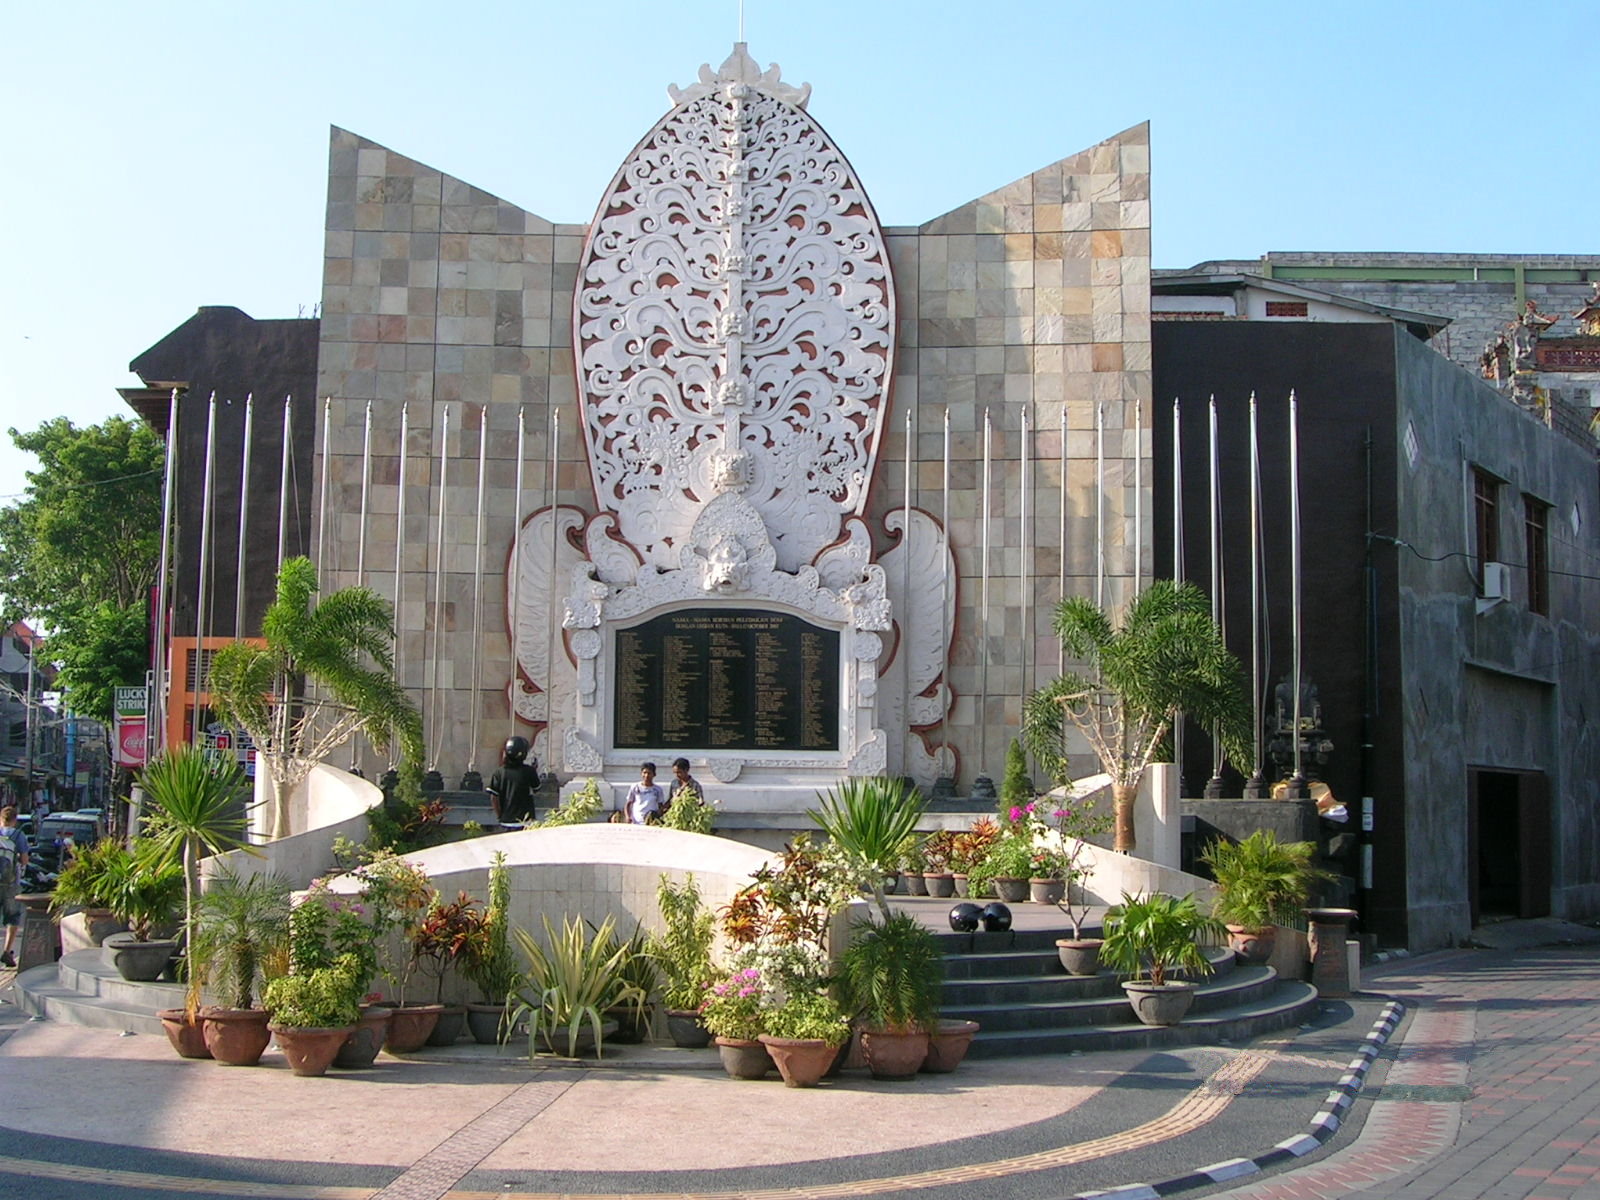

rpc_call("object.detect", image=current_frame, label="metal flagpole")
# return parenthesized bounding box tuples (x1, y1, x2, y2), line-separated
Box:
(234, 396, 252, 640)
(467, 406, 489, 781)
(1288, 390, 1306, 797)
(393, 403, 409, 692)
(1020, 405, 1031, 704)
(979, 407, 993, 777)
(316, 397, 331, 586)
(356, 401, 373, 585)
(1171, 397, 1183, 794)
(1133, 400, 1142, 597)
(427, 405, 450, 771)
(508, 407, 526, 745)
(546, 408, 561, 768)
(276, 397, 292, 572)
(901, 408, 912, 771)
(1058, 404, 1067, 672)
(1095, 403, 1105, 610)
(939, 406, 951, 776)
(192, 394, 218, 743)
(1204, 397, 1226, 797)
(1245, 394, 1267, 798)
(152, 388, 181, 756)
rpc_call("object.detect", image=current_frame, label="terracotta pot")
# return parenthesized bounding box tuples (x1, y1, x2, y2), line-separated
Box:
(156, 1009, 212, 1060)
(104, 934, 179, 983)
(1122, 980, 1197, 1026)
(759, 1036, 841, 1088)
(426, 1004, 467, 1046)
(333, 1005, 391, 1068)
(715, 1036, 774, 1079)
(952, 874, 970, 898)
(664, 1008, 712, 1048)
(903, 871, 928, 897)
(859, 1027, 930, 1080)
(922, 1019, 980, 1073)
(925, 873, 956, 899)
(1226, 924, 1277, 964)
(1029, 878, 1066, 905)
(201, 1007, 273, 1066)
(1055, 938, 1103, 976)
(382, 1003, 444, 1053)
(993, 876, 1029, 903)
(271, 1024, 357, 1077)
(465, 1002, 509, 1046)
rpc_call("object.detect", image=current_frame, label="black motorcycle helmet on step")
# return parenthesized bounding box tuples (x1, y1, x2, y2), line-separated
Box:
(503, 736, 530, 768)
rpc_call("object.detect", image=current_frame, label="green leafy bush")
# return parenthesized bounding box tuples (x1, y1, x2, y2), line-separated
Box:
(263, 953, 363, 1028)
(839, 911, 943, 1034)
(763, 989, 850, 1046)
(1101, 892, 1223, 986)
(650, 873, 717, 1011)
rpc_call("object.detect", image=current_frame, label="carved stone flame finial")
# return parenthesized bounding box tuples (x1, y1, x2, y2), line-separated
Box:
(668, 43, 811, 110)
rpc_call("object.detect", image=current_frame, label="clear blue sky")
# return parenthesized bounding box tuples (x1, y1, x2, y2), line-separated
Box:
(1, 0, 1594, 495)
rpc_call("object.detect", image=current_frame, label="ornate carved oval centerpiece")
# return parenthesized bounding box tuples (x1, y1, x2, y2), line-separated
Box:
(575, 44, 896, 574)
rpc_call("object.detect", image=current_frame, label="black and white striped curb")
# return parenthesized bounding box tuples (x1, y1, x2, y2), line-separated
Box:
(1070, 1000, 1407, 1200)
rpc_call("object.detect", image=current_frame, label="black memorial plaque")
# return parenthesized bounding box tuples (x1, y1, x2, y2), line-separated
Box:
(613, 610, 840, 752)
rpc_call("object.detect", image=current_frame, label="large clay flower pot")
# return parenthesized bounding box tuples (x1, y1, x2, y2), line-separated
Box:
(759, 1036, 840, 1088)
(103, 934, 179, 983)
(952, 874, 970, 898)
(1226, 924, 1277, 964)
(201, 1007, 273, 1066)
(993, 876, 1029, 903)
(157, 1009, 212, 1060)
(1029, 878, 1066, 905)
(1055, 938, 1103, 976)
(925, 873, 956, 899)
(921, 1019, 980, 1073)
(271, 1024, 357, 1077)
(903, 872, 928, 897)
(1121, 981, 1197, 1026)
(426, 1004, 468, 1046)
(859, 1028, 930, 1080)
(665, 1008, 712, 1048)
(382, 1003, 444, 1053)
(333, 1006, 392, 1068)
(715, 1036, 774, 1079)
(465, 1002, 509, 1046)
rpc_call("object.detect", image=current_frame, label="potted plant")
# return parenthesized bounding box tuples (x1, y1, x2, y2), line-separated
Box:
(48, 837, 130, 946)
(410, 890, 486, 1045)
(839, 911, 943, 1079)
(1100, 892, 1223, 1026)
(190, 868, 292, 1065)
(98, 842, 185, 982)
(284, 882, 389, 1068)
(700, 964, 774, 1079)
(982, 830, 1034, 903)
(808, 777, 925, 918)
(1201, 830, 1331, 963)
(353, 851, 440, 1052)
(999, 737, 1033, 820)
(1048, 795, 1114, 975)
(463, 851, 519, 1045)
(263, 952, 362, 1076)
(600, 923, 658, 1044)
(921, 831, 956, 899)
(759, 989, 850, 1088)
(899, 836, 928, 896)
(649, 873, 717, 1048)
(509, 914, 641, 1058)
(949, 818, 1000, 898)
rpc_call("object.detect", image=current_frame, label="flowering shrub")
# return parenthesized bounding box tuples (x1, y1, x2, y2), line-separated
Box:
(699, 966, 771, 1040)
(289, 883, 380, 996)
(348, 852, 435, 1002)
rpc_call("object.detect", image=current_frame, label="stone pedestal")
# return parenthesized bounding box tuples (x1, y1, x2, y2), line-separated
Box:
(1305, 907, 1358, 998)
(15, 893, 58, 972)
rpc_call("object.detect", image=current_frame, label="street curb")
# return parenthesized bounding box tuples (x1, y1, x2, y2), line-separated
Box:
(1072, 999, 1406, 1200)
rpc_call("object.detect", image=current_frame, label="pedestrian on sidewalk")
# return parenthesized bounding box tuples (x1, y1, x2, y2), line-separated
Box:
(0, 804, 28, 968)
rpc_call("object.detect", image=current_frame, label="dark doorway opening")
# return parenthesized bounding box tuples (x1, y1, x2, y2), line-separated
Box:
(1467, 768, 1551, 925)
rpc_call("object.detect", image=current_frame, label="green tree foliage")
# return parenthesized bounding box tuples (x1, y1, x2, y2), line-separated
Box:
(0, 417, 163, 720)
(209, 556, 423, 841)
(1023, 581, 1250, 854)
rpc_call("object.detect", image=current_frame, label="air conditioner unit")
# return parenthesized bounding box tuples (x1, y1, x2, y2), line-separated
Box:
(1477, 561, 1511, 614)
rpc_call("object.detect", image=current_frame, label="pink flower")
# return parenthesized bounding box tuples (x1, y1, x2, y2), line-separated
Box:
(1009, 807, 1025, 822)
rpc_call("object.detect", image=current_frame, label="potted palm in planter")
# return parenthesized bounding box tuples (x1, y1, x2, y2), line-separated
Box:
(263, 952, 363, 1076)
(99, 843, 185, 982)
(190, 869, 292, 1065)
(650, 873, 717, 1048)
(463, 851, 519, 1045)
(1200, 830, 1331, 964)
(509, 914, 641, 1058)
(808, 777, 926, 919)
(759, 989, 850, 1088)
(48, 837, 129, 947)
(1100, 892, 1223, 1026)
(839, 911, 943, 1079)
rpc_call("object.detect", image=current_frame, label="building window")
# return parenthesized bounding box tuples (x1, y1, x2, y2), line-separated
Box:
(1265, 300, 1309, 318)
(1524, 495, 1550, 616)
(1473, 467, 1501, 592)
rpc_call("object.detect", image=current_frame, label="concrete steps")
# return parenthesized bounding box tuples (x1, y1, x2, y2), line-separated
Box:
(14, 951, 182, 1035)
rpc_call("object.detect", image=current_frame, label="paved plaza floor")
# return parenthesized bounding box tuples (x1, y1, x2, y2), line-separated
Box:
(2, 917, 1598, 1200)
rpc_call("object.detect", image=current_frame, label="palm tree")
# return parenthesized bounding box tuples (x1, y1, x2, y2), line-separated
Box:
(138, 744, 255, 951)
(209, 556, 422, 841)
(1023, 580, 1250, 855)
